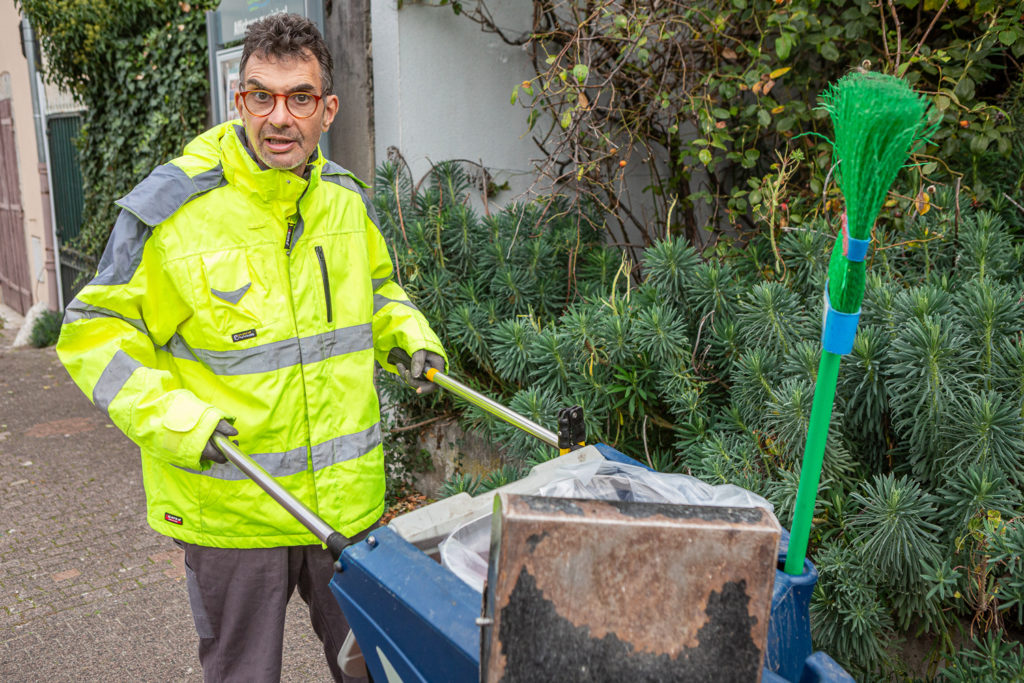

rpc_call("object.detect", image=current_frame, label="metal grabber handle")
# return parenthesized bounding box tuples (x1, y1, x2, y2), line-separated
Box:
(212, 435, 351, 560)
(387, 348, 561, 449)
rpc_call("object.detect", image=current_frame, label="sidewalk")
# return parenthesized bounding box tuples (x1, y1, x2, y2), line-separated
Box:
(0, 307, 333, 681)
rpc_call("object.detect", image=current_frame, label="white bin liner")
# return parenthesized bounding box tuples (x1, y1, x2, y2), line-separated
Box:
(439, 458, 775, 592)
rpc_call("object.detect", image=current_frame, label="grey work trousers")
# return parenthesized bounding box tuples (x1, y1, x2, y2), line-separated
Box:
(178, 541, 369, 683)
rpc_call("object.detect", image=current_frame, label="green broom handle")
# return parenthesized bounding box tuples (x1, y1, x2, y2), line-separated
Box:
(785, 350, 841, 575)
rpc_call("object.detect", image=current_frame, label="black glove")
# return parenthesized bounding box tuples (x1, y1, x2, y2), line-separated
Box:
(200, 419, 239, 464)
(395, 349, 445, 396)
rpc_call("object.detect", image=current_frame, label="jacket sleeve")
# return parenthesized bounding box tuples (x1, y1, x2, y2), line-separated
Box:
(363, 199, 448, 374)
(56, 210, 228, 468)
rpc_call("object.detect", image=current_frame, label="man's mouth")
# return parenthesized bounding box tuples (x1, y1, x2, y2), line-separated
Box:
(263, 135, 298, 153)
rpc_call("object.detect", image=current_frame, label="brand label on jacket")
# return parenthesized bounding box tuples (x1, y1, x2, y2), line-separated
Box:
(164, 513, 183, 525)
(231, 329, 257, 342)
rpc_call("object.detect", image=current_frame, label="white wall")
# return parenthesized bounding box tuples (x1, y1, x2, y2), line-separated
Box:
(371, 1, 538, 199)
(369, 1, 686, 247)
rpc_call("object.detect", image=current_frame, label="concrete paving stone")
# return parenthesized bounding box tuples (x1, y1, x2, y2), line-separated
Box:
(0, 342, 340, 680)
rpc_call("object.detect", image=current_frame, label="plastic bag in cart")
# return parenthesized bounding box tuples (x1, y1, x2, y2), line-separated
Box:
(439, 458, 775, 592)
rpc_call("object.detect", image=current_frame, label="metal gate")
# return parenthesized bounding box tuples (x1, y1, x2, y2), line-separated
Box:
(47, 114, 88, 305)
(0, 98, 32, 315)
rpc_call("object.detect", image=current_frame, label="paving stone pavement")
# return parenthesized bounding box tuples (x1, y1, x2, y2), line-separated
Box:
(0, 314, 333, 682)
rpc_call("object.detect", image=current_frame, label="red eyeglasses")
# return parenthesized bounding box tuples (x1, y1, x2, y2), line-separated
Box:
(238, 90, 323, 119)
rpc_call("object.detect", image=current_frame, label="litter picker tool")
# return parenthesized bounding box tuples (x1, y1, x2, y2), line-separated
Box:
(208, 349, 590, 559)
(212, 434, 352, 559)
(387, 348, 586, 454)
(784, 72, 934, 576)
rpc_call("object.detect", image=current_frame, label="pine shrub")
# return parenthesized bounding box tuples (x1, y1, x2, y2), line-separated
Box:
(29, 310, 63, 348)
(374, 162, 1024, 677)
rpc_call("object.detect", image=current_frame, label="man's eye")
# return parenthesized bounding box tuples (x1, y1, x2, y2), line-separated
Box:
(291, 93, 312, 104)
(252, 91, 272, 102)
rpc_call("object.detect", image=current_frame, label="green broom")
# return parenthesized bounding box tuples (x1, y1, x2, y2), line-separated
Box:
(784, 72, 934, 576)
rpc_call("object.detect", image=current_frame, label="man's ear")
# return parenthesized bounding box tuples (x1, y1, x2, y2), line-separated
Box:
(321, 94, 339, 132)
(234, 91, 244, 120)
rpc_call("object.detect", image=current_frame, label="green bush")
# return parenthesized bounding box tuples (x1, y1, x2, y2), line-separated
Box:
(376, 161, 1024, 677)
(29, 310, 63, 348)
(445, 1, 1024, 245)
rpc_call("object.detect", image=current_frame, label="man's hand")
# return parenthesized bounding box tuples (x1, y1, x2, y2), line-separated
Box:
(200, 419, 239, 464)
(395, 349, 445, 396)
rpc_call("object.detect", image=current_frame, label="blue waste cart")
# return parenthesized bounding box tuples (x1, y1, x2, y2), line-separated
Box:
(325, 442, 853, 683)
(213, 355, 855, 682)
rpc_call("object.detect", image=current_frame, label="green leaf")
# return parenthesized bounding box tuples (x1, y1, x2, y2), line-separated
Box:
(998, 30, 1018, 46)
(757, 109, 771, 127)
(712, 107, 730, 119)
(934, 95, 950, 111)
(698, 149, 713, 166)
(775, 34, 793, 61)
(820, 41, 839, 61)
(510, 86, 518, 105)
(572, 64, 589, 84)
(969, 134, 990, 154)
(953, 76, 975, 101)
(560, 110, 572, 129)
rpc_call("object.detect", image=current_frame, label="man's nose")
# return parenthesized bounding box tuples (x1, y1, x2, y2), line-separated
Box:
(267, 96, 294, 127)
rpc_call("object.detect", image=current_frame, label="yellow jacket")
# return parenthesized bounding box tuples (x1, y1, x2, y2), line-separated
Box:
(57, 121, 445, 547)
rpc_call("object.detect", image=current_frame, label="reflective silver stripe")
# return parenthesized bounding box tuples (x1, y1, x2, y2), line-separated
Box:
(179, 422, 381, 480)
(373, 294, 419, 315)
(160, 324, 373, 375)
(311, 422, 382, 471)
(116, 163, 224, 227)
(181, 445, 309, 481)
(90, 211, 153, 287)
(63, 301, 150, 336)
(321, 163, 378, 226)
(322, 171, 363, 194)
(211, 282, 251, 305)
(372, 275, 393, 291)
(92, 350, 142, 412)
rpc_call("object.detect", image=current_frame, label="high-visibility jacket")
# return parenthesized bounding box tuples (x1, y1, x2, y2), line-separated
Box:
(57, 121, 445, 547)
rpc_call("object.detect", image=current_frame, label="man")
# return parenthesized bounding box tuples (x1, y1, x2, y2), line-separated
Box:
(56, 14, 445, 682)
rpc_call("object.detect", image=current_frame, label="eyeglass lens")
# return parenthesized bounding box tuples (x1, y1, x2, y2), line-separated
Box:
(243, 91, 319, 118)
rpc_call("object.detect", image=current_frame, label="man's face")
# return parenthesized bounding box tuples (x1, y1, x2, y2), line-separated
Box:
(235, 51, 339, 174)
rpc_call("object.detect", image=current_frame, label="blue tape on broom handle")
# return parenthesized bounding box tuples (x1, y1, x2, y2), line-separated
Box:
(821, 286, 861, 355)
(845, 235, 870, 262)
(841, 213, 871, 262)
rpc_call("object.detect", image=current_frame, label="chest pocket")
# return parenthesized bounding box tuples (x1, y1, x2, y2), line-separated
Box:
(189, 247, 284, 342)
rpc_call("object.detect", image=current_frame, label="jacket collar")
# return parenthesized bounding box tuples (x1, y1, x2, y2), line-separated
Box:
(217, 122, 319, 208)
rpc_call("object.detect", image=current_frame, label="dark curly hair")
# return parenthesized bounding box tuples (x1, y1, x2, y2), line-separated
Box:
(239, 14, 333, 95)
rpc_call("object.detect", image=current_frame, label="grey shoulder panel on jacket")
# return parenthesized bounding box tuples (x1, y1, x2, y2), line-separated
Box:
(115, 163, 225, 227)
(320, 160, 378, 225)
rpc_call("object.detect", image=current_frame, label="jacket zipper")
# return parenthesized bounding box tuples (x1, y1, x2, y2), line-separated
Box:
(315, 245, 332, 323)
(284, 220, 296, 252)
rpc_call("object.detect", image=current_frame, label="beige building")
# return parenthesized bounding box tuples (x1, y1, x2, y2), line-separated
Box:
(0, 3, 60, 316)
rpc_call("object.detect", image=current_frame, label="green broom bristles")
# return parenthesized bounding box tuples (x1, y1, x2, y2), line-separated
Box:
(821, 72, 935, 313)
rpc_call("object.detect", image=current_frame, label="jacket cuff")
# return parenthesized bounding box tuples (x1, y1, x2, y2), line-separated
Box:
(160, 391, 227, 468)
